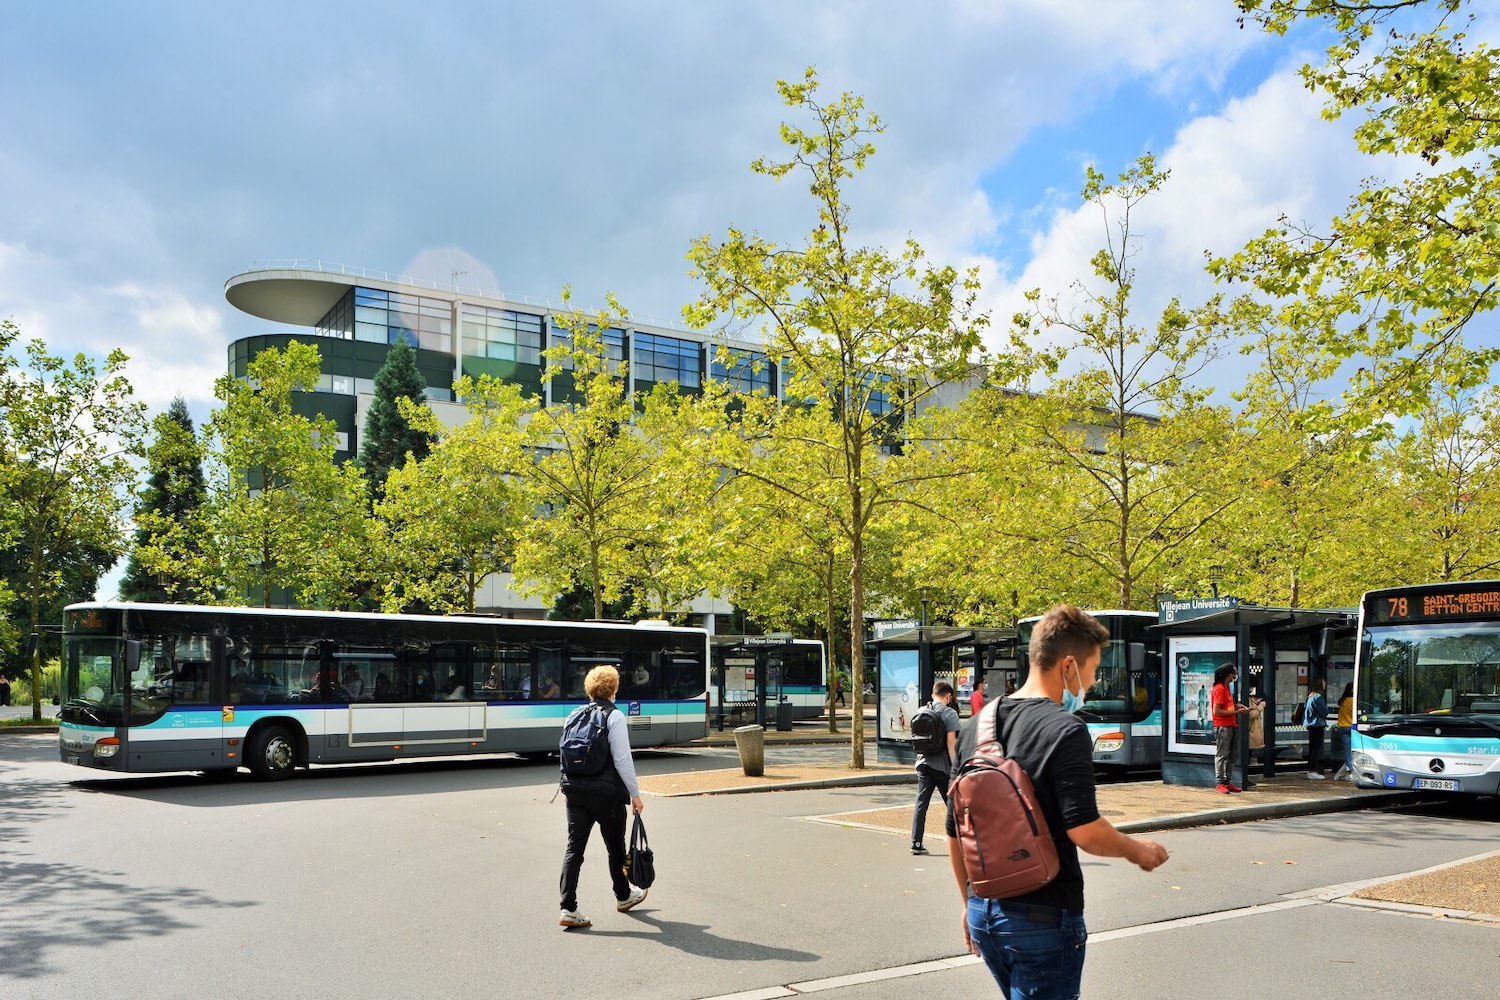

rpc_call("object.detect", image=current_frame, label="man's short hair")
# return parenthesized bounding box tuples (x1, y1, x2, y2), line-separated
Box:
(1028, 604, 1109, 670)
(584, 665, 620, 700)
(933, 680, 955, 697)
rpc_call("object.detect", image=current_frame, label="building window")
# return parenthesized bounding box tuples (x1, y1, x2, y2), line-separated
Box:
(709, 347, 773, 396)
(341, 287, 452, 352)
(635, 332, 701, 390)
(460, 306, 544, 366)
(549, 325, 626, 374)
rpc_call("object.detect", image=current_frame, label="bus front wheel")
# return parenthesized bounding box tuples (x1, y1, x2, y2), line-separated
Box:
(249, 725, 298, 781)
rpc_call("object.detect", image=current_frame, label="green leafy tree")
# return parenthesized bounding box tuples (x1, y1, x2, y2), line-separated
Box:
(120, 397, 208, 602)
(512, 290, 692, 620)
(372, 379, 531, 613)
(0, 320, 146, 719)
(358, 339, 434, 500)
(686, 70, 990, 765)
(1374, 351, 1500, 584)
(1006, 156, 1237, 609)
(191, 342, 370, 608)
(1220, 0, 1500, 427)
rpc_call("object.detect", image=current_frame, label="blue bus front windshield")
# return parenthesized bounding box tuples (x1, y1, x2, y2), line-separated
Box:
(1360, 621, 1500, 723)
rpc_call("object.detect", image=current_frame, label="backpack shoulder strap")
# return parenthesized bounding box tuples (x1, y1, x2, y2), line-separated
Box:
(976, 697, 1005, 756)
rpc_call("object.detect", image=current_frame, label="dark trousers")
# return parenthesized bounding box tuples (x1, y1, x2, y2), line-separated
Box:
(1307, 727, 1325, 773)
(559, 790, 631, 911)
(911, 763, 950, 847)
(835, 689, 846, 706)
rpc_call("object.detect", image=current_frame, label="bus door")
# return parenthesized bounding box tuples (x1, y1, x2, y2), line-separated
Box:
(128, 634, 222, 771)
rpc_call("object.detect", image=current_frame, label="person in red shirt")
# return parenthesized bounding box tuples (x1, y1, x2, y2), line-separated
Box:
(1211, 663, 1250, 793)
(969, 679, 984, 716)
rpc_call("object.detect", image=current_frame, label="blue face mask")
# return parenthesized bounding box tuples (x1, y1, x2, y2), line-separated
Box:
(1061, 663, 1085, 714)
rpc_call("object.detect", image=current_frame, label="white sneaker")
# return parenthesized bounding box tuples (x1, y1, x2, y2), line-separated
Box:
(1307, 771, 1326, 780)
(559, 909, 591, 928)
(617, 886, 647, 912)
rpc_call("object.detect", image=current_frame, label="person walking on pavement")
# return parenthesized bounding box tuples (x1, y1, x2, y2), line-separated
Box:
(1305, 677, 1330, 779)
(557, 665, 648, 929)
(946, 604, 1168, 999)
(1211, 663, 1250, 793)
(1333, 682, 1355, 781)
(835, 673, 846, 707)
(910, 680, 961, 855)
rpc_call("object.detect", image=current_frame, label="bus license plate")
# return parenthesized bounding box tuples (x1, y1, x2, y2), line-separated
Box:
(1413, 777, 1458, 791)
(66, 755, 79, 766)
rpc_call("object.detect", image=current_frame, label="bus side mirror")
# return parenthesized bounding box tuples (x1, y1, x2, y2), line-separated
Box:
(124, 640, 141, 674)
(26, 632, 40, 659)
(1318, 627, 1332, 658)
(1128, 643, 1146, 672)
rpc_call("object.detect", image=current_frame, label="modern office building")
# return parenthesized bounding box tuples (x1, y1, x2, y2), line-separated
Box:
(224, 259, 800, 621)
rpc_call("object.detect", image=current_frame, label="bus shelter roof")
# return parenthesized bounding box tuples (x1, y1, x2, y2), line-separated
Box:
(871, 626, 1016, 649)
(1150, 605, 1355, 635)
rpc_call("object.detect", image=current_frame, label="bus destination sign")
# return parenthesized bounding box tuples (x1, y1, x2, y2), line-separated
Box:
(1373, 587, 1500, 623)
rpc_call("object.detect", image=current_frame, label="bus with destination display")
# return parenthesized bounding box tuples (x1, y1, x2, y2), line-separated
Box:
(57, 602, 708, 780)
(1017, 610, 1162, 770)
(1353, 580, 1500, 795)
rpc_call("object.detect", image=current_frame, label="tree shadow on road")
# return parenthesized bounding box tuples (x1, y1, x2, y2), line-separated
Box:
(575, 909, 820, 962)
(0, 853, 257, 981)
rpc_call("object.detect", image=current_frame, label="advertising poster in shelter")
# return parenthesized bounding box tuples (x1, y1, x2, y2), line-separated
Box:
(879, 648, 920, 739)
(1168, 635, 1235, 755)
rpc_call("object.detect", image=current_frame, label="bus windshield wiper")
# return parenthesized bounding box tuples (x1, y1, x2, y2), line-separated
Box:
(64, 699, 105, 726)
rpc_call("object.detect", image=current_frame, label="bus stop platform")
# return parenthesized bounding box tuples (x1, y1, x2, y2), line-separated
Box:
(644, 753, 1416, 834)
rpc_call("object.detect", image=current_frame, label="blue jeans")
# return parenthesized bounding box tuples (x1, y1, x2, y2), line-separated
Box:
(967, 897, 1087, 999)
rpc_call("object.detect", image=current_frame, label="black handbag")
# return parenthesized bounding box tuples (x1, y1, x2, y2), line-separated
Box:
(627, 814, 655, 889)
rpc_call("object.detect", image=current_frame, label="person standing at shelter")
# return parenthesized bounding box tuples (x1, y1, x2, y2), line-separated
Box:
(946, 604, 1168, 999)
(910, 680, 960, 855)
(557, 665, 648, 929)
(1304, 677, 1329, 779)
(1333, 682, 1354, 781)
(0, 672, 10, 707)
(970, 678, 984, 716)
(1211, 664, 1250, 794)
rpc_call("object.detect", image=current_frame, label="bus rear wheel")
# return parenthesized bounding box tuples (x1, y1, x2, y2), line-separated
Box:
(249, 725, 298, 781)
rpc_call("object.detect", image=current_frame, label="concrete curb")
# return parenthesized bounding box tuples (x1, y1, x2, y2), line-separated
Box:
(652, 771, 915, 797)
(1116, 790, 1417, 834)
(0, 726, 58, 736)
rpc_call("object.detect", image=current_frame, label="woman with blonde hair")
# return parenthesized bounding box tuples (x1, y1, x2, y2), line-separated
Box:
(557, 665, 646, 928)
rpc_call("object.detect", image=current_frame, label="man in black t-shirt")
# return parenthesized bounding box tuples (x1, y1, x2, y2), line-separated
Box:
(946, 604, 1168, 999)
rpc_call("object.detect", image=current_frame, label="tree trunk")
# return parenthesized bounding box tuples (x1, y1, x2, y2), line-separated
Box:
(825, 561, 839, 734)
(848, 532, 866, 769)
(29, 536, 43, 721)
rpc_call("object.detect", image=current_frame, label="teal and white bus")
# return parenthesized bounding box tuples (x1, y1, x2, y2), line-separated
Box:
(1017, 610, 1162, 770)
(709, 636, 827, 726)
(1352, 581, 1500, 795)
(58, 602, 709, 780)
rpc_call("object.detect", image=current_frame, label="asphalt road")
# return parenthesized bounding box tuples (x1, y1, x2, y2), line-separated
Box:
(1, 733, 1496, 1000)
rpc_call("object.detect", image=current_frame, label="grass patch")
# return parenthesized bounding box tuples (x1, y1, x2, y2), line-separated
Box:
(0, 715, 59, 727)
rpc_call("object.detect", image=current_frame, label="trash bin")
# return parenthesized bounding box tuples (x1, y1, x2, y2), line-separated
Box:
(775, 700, 793, 732)
(733, 724, 764, 777)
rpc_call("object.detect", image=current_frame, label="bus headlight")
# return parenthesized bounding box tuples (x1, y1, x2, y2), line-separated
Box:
(1093, 733, 1125, 754)
(93, 737, 120, 759)
(1352, 752, 1375, 769)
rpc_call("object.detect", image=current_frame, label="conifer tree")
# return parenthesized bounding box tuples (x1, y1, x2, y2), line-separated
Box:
(358, 340, 434, 499)
(121, 397, 206, 601)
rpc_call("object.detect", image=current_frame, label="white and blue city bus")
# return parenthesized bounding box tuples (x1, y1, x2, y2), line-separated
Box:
(1351, 581, 1500, 795)
(58, 602, 709, 780)
(1017, 610, 1163, 770)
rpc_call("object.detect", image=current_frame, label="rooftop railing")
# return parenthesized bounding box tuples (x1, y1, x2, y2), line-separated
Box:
(243, 258, 690, 332)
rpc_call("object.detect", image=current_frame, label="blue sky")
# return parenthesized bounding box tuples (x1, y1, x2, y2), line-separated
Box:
(3, 0, 1375, 415)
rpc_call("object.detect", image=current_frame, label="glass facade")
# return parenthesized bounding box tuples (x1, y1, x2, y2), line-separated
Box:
(461, 305, 544, 366)
(709, 347, 774, 396)
(315, 287, 452, 352)
(634, 332, 702, 391)
(548, 325, 627, 405)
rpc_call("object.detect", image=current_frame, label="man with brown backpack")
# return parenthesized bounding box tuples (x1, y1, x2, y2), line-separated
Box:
(946, 604, 1169, 999)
